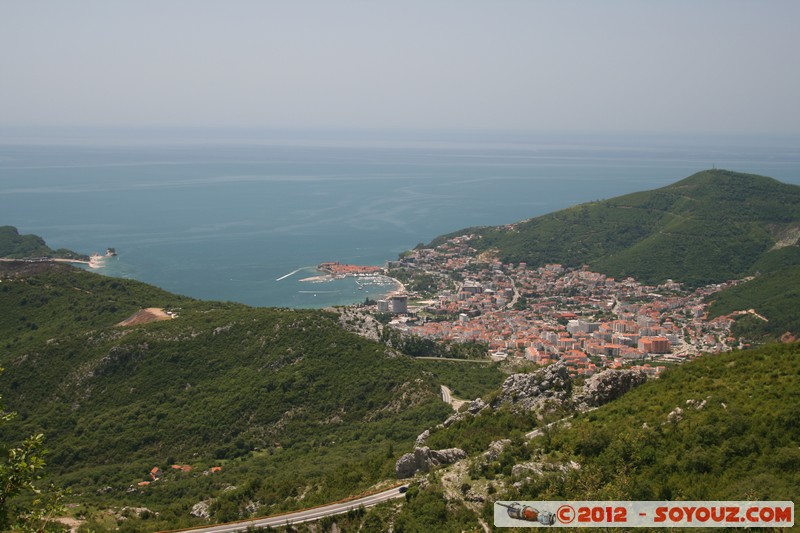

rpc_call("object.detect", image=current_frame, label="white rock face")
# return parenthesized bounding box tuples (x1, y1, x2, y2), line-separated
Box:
(467, 397, 488, 414)
(493, 361, 572, 411)
(575, 368, 648, 409)
(395, 446, 468, 478)
(483, 439, 512, 463)
(191, 501, 212, 519)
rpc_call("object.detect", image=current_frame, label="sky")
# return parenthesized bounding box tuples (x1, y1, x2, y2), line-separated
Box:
(1, 1, 799, 134)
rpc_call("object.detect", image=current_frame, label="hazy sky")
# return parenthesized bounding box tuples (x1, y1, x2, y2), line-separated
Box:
(2, 1, 799, 134)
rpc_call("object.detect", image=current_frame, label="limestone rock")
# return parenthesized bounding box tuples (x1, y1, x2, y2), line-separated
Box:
(415, 429, 430, 447)
(396, 446, 467, 479)
(511, 462, 544, 478)
(483, 439, 512, 463)
(575, 368, 648, 409)
(442, 411, 468, 427)
(467, 397, 488, 414)
(667, 406, 684, 423)
(244, 501, 260, 516)
(686, 398, 707, 410)
(191, 501, 212, 519)
(493, 361, 572, 411)
(465, 489, 485, 503)
(511, 460, 580, 478)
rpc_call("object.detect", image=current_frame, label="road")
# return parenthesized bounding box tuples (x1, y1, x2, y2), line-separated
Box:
(441, 384, 453, 404)
(414, 356, 493, 364)
(525, 407, 598, 439)
(441, 385, 467, 411)
(169, 485, 407, 533)
(505, 275, 520, 309)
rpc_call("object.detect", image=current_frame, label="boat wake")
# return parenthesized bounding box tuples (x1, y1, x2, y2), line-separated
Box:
(276, 267, 313, 281)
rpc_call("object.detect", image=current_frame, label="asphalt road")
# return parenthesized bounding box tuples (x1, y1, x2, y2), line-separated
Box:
(170, 485, 407, 533)
(441, 384, 453, 404)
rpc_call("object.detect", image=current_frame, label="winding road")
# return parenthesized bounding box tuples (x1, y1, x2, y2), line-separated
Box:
(166, 485, 407, 533)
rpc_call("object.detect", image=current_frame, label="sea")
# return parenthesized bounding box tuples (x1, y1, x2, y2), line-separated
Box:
(1, 129, 799, 308)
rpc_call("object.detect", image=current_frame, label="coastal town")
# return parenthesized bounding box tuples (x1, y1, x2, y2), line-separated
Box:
(353, 233, 750, 377)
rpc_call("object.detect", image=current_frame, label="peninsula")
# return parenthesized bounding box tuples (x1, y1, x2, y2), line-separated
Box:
(318, 261, 384, 276)
(299, 261, 385, 282)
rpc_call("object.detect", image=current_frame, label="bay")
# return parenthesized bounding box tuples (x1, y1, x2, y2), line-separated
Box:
(1, 130, 798, 308)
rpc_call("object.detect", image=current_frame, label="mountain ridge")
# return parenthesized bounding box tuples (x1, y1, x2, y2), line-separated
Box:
(429, 169, 800, 287)
(424, 169, 800, 338)
(0, 225, 88, 261)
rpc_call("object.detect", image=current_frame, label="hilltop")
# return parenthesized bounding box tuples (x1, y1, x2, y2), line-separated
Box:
(432, 169, 800, 287)
(0, 225, 88, 261)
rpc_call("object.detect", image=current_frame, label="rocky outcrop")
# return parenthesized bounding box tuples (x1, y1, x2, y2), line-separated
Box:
(667, 406, 684, 423)
(415, 429, 430, 447)
(492, 361, 572, 411)
(442, 411, 466, 427)
(467, 397, 488, 414)
(574, 368, 648, 410)
(493, 363, 648, 413)
(483, 439, 512, 463)
(511, 460, 580, 479)
(190, 501, 212, 519)
(686, 398, 707, 410)
(396, 446, 467, 479)
(464, 489, 485, 503)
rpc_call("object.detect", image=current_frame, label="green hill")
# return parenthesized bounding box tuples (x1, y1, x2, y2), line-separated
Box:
(0, 225, 88, 260)
(518, 343, 800, 501)
(706, 245, 800, 339)
(0, 261, 507, 530)
(359, 343, 800, 531)
(428, 169, 800, 338)
(437, 169, 800, 288)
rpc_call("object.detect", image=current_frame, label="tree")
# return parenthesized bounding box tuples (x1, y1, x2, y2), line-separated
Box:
(0, 369, 64, 531)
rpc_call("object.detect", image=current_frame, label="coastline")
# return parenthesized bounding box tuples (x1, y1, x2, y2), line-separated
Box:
(1, 256, 103, 268)
(386, 275, 405, 295)
(52, 254, 107, 269)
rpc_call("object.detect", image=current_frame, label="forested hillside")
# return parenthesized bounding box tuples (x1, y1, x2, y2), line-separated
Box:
(433, 169, 800, 287)
(353, 343, 800, 531)
(707, 245, 800, 339)
(0, 261, 504, 530)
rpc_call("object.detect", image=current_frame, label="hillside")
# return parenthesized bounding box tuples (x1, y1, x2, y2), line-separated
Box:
(0, 261, 506, 530)
(426, 169, 800, 338)
(0, 235, 795, 531)
(433, 169, 800, 288)
(706, 245, 800, 339)
(342, 343, 800, 531)
(0, 225, 88, 260)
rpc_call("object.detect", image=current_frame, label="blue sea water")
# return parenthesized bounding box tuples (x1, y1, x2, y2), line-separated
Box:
(1, 130, 798, 308)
